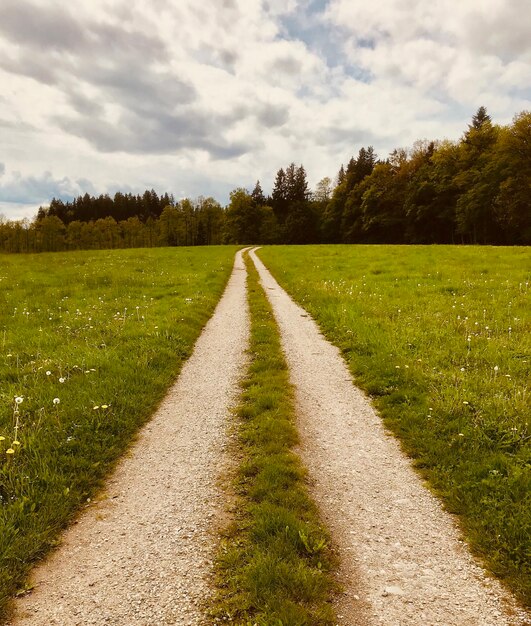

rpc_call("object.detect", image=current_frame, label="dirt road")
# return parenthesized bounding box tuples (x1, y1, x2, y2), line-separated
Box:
(250, 247, 528, 626)
(9, 248, 529, 626)
(10, 250, 249, 626)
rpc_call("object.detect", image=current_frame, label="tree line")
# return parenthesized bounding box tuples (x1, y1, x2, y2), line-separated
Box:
(0, 107, 529, 253)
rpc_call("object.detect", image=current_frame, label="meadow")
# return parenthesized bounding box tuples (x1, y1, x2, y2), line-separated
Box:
(0, 246, 237, 618)
(257, 245, 531, 606)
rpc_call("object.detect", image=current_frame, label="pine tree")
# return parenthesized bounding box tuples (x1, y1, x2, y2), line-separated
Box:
(271, 167, 288, 222)
(336, 164, 345, 186)
(469, 106, 491, 131)
(251, 180, 266, 206)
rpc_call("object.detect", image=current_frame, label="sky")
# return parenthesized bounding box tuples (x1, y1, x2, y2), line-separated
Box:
(1, 0, 530, 221)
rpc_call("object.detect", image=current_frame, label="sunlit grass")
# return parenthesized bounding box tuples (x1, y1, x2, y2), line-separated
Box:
(212, 253, 337, 625)
(0, 246, 237, 618)
(258, 244, 531, 607)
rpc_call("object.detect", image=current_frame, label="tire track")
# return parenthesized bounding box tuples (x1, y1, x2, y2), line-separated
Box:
(250, 247, 529, 626)
(9, 250, 250, 626)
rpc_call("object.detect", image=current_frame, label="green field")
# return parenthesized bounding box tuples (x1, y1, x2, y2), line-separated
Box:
(257, 245, 531, 605)
(0, 246, 237, 617)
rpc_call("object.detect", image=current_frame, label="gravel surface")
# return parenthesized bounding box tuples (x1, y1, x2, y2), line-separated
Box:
(10, 250, 250, 626)
(250, 248, 530, 626)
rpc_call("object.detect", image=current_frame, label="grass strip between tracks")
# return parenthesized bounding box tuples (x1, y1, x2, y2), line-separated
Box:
(211, 252, 337, 625)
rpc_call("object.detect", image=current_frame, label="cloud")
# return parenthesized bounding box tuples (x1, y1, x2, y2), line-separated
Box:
(56, 109, 253, 158)
(256, 103, 290, 128)
(0, 166, 96, 204)
(0, 1, 87, 52)
(0, 0, 529, 208)
(0, 0, 167, 59)
(325, 0, 531, 108)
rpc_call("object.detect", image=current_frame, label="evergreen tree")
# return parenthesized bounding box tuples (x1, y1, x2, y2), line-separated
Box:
(251, 180, 266, 206)
(456, 108, 499, 243)
(271, 167, 288, 222)
(469, 106, 491, 131)
(336, 164, 345, 186)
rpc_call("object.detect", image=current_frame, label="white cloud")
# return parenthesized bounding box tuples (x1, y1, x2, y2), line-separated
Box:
(0, 0, 529, 210)
(326, 0, 531, 111)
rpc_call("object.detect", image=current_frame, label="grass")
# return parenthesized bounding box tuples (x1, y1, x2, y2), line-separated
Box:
(211, 252, 337, 625)
(257, 244, 531, 607)
(0, 246, 238, 619)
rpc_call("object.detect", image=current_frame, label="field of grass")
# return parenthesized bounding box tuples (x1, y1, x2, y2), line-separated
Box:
(212, 253, 337, 625)
(257, 245, 530, 606)
(0, 246, 237, 618)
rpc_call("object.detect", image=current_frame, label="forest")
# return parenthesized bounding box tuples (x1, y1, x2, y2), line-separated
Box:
(1, 107, 529, 252)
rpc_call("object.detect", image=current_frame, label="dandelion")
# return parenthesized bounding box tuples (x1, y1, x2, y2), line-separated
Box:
(6, 448, 14, 455)
(93, 406, 100, 410)
(14, 396, 23, 405)
(12, 440, 20, 446)
(59, 377, 65, 383)
(0, 436, 5, 442)
(46, 371, 51, 376)
(460, 367, 465, 372)
(53, 398, 60, 405)
(101, 404, 109, 409)
(458, 433, 465, 437)
(463, 401, 469, 405)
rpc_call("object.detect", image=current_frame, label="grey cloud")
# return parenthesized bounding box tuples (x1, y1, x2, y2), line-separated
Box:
(0, 168, 96, 204)
(0, 118, 37, 133)
(0, 163, 5, 177)
(67, 92, 105, 117)
(0, 52, 60, 85)
(0, 0, 257, 163)
(315, 125, 377, 147)
(87, 23, 168, 62)
(0, 0, 168, 60)
(256, 103, 290, 128)
(197, 44, 239, 73)
(463, 8, 531, 59)
(56, 108, 252, 159)
(0, 1, 87, 52)
(270, 55, 303, 75)
(82, 66, 197, 113)
(219, 48, 239, 68)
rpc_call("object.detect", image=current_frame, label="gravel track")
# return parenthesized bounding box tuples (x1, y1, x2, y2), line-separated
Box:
(10, 250, 250, 626)
(250, 248, 529, 626)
